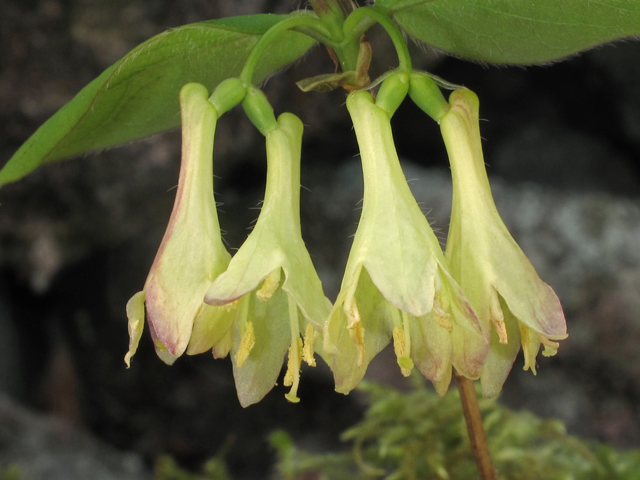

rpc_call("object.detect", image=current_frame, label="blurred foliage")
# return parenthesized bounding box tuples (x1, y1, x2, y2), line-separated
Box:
(0, 466, 20, 480)
(155, 375, 640, 480)
(154, 450, 232, 480)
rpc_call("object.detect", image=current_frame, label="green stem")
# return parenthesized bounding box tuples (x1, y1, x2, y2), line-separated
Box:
(308, 0, 348, 41)
(308, 0, 362, 72)
(240, 13, 331, 85)
(342, 7, 412, 71)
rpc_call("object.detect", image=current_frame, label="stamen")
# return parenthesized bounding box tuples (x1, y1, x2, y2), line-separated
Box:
(348, 322, 366, 367)
(302, 323, 317, 367)
(392, 322, 413, 377)
(284, 338, 303, 385)
(392, 327, 405, 359)
(489, 291, 508, 344)
(345, 294, 361, 329)
(520, 325, 537, 374)
(234, 321, 255, 367)
(284, 295, 302, 403)
(345, 294, 366, 366)
(433, 297, 453, 331)
(256, 268, 281, 301)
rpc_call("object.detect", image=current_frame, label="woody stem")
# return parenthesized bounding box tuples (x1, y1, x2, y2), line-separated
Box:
(454, 372, 496, 480)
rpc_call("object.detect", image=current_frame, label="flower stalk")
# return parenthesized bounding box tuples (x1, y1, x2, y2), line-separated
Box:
(455, 372, 496, 480)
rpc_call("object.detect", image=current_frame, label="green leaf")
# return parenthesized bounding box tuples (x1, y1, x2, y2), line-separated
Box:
(375, 0, 434, 14)
(0, 14, 316, 187)
(376, 0, 640, 64)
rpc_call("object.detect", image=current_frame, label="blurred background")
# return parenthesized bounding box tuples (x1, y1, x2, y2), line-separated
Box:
(0, 0, 639, 478)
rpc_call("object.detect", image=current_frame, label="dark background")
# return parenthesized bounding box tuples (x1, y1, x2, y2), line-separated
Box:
(1, 1, 639, 478)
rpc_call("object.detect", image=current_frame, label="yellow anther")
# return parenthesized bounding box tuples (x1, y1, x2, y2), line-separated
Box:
(283, 338, 303, 386)
(256, 268, 281, 301)
(302, 323, 317, 367)
(234, 321, 255, 367)
(392, 326, 405, 358)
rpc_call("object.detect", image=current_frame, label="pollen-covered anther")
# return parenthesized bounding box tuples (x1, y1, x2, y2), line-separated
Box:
(256, 269, 281, 301)
(392, 326, 405, 358)
(433, 297, 453, 331)
(284, 338, 303, 386)
(302, 323, 317, 367)
(234, 321, 255, 367)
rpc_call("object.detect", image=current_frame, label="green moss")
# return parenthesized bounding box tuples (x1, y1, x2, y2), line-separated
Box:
(271, 376, 640, 480)
(154, 376, 640, 480)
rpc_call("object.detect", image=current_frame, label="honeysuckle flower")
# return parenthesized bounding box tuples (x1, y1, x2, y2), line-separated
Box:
(441, 89, 568, 397)
(323, 90, 487, 395)
(124, 83, 235, 367)
(202, 112, 331, 407)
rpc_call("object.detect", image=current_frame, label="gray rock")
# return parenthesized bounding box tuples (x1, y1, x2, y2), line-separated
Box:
(0, 395, 150, 480)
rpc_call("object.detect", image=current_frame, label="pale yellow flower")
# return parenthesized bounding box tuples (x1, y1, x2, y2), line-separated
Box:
(441, 89, 568, 397)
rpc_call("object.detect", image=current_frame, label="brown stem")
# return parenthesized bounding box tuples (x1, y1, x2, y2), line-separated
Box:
(455, 372, 496, 480)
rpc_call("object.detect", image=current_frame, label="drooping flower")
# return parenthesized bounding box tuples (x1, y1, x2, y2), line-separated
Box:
(201, 112, 331, 407)
(440, 89, 568, 397)
(323, 90, 487, 395)
(124, 83, 235, 367)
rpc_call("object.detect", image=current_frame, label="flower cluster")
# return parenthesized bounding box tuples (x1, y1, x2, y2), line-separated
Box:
(125, 75, 567, 406)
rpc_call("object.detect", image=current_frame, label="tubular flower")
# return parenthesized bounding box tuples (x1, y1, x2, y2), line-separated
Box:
(441, 89, 568, 397)
(124, 83, 235, 367)
(323, 90, 487, 396)
(203, 112, 331, 407)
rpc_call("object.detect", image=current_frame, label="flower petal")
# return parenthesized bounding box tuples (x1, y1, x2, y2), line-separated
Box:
(231, 288, 291, 407)
(324, 267, 393, 394)
(124, 290, 146, 368)
(143, 83, 230, 359)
